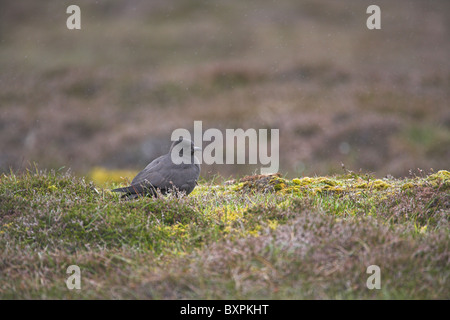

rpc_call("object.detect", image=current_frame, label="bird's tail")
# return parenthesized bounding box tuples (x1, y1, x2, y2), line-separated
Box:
(111, 186, 130, 193)
(111, 184, 154, 196)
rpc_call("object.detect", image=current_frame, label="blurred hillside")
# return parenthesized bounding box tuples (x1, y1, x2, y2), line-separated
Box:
(0, 0, 449, 179)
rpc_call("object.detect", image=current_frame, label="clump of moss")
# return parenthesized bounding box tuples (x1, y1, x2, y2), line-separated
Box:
(401, 182, 415, 190)
(231, 174, 345, 196)
(371, 179, 391, 190)
(292, 177, 314, 186)
(232, 173, 287, 193)
(426, 170, 450, 190)
(277, 176, 347, 196)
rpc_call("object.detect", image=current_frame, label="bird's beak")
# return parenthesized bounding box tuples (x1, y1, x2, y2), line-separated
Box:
(194, 146, 202, 152)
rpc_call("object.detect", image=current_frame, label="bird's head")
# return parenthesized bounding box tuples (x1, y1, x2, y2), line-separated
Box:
(170, 137, 202, 159)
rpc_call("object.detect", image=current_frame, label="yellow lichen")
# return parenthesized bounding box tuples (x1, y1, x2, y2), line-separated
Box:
(267, 220, 278, 230)
(47, 184, 58, 192)
(354, 182, 368, 189)
(274, 182, 287, 191)
(371, 180, 390, 190)
(401, 182, 415, 190)
(330, 186, 344, 193)
(317, 177, 338, 186)
(426, 170, 450, 189)
(292, 177, 314, 186)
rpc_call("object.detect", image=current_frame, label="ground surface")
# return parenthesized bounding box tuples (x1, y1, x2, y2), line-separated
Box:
(1, 169, 448, 299)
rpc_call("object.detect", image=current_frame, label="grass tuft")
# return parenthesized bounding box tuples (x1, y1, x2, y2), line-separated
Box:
(0, 169, 448, 299)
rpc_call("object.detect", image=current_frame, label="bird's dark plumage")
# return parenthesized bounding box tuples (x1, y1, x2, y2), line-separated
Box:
(112, 138, 201, 198)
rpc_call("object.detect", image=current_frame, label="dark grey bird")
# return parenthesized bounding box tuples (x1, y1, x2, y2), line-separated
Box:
(112, 137, 201, 198)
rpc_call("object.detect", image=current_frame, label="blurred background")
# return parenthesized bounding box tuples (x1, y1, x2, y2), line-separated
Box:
(1, 0, 449, 182)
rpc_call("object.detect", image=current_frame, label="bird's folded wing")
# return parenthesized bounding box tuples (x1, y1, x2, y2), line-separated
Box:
(130, 156, 179, 191)
(131, 156, 164, 185)
(112, 153, 199, 195)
